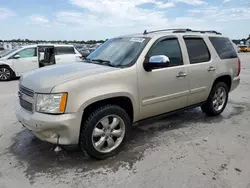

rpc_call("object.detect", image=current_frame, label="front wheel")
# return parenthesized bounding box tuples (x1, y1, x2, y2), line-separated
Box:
(201, 82, 229, 116)
(0, 66, 13, 81)
(79, 105, 131, 159)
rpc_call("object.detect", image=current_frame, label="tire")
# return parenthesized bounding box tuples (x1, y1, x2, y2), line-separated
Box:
(0, 66, 14, 81)
(60, 145, 80, 152)
(201, 82, 229, 116)
(79, 105, 131, 160)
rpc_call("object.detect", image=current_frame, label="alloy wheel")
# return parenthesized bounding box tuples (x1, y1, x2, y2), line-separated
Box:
(0, 68, 11, 81)
(91, 115, 126, 153)
(212, 87, 227, 111)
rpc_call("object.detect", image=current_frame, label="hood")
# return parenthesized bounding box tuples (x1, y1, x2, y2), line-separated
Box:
(20, 62, 118, 93)
(0, 59, 9, 66)
(0, 57, 7, 62)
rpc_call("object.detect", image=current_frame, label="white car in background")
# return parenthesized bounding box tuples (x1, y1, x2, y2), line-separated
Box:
(0, 44, 83, 81)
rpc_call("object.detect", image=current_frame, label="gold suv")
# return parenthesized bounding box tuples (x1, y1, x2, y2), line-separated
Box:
(15, 29, 241, 159)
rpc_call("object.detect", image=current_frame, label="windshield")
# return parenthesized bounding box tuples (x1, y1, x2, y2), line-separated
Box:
(0, 47, 21, 58)
(86, 37, 150, 67)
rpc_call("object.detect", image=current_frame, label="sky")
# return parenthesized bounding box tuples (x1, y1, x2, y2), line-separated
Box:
(0, 0, 249, 40)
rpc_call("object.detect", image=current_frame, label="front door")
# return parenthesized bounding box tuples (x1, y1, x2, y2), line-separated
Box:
(12, 47, 38, 75)
(138, 37, 190, 119)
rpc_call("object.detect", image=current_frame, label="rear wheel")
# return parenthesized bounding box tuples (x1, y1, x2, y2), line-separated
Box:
(201, 82, 229, 116)
(0, 66, 13, 81)
(79, 105, 131, 159)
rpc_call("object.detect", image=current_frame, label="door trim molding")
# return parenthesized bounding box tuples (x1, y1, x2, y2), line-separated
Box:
(142, 90, 189, 106)
(190, 86, 207, 94)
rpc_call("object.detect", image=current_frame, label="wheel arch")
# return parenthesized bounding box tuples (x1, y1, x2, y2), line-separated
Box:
(212, 75, 232, 91)
(81, 96, 134, 124)
(78, 96, 134, 146)
(0, 64, 16, 79)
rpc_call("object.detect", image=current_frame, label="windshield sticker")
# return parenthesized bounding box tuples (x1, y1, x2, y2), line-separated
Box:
(130, 38, 145, 43)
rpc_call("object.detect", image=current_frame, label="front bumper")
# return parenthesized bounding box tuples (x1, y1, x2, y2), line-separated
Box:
(15, 104, 83, 145)
(230, 76, 240, 92)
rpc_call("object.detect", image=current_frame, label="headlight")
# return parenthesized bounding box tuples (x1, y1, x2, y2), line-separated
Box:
(36, 93, 67, 114)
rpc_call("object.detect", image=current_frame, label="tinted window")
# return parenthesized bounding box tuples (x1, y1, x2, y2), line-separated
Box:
(209, 37, 237, 59)
(56, 47, 75, 55)
(184, 38, 210, 64)
(149, 38, 183, 67)
(17, 48, 37, 58)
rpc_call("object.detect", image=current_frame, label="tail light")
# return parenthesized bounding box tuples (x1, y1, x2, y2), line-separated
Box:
(79, 56, 84, 60)
(237, 57, 241, 76)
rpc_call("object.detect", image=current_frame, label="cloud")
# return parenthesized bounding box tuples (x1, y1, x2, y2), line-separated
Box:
(188, 7, 250, 21)
(29, 15, 50, 24)
(175, 0, 207, 5)
(47, 0, 246, 39)
(56, 10, 168, 31)
(155, 2, 176, 9)
(0, 8, 16, 19)
(52, 0, 222, 37)
(66, 0, 207, 30)
(223, 0, 231, 2)
(59, 0, 173, 31)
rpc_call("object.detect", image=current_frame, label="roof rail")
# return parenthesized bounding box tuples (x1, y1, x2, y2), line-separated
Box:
(186, 30, 222, 35)
(143, 29, 221, 35)
(143, 28, 192, 35)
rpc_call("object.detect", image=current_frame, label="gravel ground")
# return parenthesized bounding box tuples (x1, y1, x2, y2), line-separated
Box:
(1, 53, 250, 188)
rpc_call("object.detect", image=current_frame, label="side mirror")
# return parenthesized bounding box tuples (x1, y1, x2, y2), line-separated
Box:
(13, 54, 20, 59)
(143, 55, 170, 71)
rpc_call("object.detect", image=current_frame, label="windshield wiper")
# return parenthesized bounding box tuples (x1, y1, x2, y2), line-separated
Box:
(90, 59, 118, 67)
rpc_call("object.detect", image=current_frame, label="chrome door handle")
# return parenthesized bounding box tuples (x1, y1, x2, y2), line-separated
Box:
(208, 66, 216, 72)
(176, 71, 187, 78)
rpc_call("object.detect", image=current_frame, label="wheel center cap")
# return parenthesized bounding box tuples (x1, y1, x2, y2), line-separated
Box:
(105, 130, 111, 136)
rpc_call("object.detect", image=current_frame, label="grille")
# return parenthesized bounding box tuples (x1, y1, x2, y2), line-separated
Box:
(19, 85, 34, 98)
(20, 98, 33, 112)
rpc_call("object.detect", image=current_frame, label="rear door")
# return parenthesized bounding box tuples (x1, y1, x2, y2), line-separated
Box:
(183, 36, 217, 106)
(12, 47, 38, 74)
(55, 46, 78, 65)
(209, 37, 239, 78)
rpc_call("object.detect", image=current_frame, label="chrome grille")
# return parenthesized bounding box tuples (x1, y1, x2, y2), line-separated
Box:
(19, 98, 33, 112)
(19, 85, 34, 98)
(19, 85, 34, 112)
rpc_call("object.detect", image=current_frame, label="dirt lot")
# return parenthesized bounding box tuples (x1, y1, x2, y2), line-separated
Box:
(1, 53, 250, 188)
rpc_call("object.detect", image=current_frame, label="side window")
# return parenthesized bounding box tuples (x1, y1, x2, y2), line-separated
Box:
(17, 48, 37, 58)
(184, 38, 210, 64)
(148, 38, 183, 67)
(56, 47, 75, 55)
(209, 37, 237, 59)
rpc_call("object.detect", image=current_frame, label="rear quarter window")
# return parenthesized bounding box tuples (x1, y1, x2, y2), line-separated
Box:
(209, 37, 237, 59)
(56, 47, 76, 55)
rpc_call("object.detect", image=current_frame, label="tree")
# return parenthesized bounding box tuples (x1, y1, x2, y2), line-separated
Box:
(0, 38, 107, 44)
(247, 34, 250, 40)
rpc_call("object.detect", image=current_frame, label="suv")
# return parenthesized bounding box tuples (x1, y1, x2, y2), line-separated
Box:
(0, 44, 82, 81)
(15, 29, 241, 159)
